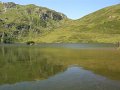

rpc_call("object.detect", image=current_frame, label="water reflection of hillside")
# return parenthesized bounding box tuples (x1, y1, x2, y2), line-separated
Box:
(0, 46, 66, 85)
(0, 45, 120, 85)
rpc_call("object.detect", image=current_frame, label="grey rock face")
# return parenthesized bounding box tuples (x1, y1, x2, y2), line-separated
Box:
(3, 2, 16, 9)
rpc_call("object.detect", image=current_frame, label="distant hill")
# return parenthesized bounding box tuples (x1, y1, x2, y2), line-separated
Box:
(0, 2, 120, 43)
(77, 4, 120, 34)
(39, 4, 120, 43)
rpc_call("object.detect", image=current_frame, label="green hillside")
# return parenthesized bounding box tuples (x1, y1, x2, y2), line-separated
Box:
(38, 4, 120, 43)
(0, 2, 67, 43)
(0, 2, 120, 43)
(77, 4, 120, 34)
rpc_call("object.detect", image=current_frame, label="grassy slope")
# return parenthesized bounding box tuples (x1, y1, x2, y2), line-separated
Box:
(0, 2, 67, 43)
(38, 4, 120, 43)
(0, 3, 120, 43)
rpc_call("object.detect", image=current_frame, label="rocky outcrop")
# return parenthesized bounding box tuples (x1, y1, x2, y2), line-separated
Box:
(40, 10, 67, 21)
(16, 24, 30, 30)
(3, 2, 16, 9)
(4, 23, 15, 28)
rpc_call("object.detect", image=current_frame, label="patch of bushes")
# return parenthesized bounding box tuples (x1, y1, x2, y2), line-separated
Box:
(26, 41, 35, 45)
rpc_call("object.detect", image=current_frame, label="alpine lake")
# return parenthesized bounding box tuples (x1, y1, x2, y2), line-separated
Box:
(0, 43, 120, 90)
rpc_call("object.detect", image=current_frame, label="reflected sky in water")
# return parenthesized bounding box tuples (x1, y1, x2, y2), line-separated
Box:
(0, 67, 120, 90)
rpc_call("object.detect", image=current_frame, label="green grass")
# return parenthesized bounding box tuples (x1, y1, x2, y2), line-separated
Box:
(0, 2, 120, 43)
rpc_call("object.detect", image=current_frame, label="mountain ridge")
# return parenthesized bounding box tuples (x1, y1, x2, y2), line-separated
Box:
(0, 2, 120, 43)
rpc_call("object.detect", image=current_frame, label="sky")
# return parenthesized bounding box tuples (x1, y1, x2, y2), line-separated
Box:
(1, 0, 120, 19)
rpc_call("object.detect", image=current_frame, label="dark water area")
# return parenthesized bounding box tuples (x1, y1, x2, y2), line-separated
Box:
(0, 44, 120, 90)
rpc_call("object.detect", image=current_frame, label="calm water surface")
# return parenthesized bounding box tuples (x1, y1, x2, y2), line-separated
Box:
(0, 43, 120, 90)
